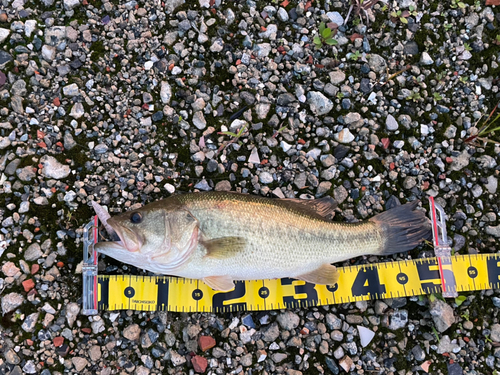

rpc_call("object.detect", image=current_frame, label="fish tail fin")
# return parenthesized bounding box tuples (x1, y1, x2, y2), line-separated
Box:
(369, 200, 432, 255)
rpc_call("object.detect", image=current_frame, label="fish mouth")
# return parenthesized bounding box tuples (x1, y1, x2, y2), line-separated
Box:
(101, 218, 143, 253)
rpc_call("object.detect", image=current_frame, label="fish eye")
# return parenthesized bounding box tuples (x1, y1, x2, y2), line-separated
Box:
(130, 212, 142, 224)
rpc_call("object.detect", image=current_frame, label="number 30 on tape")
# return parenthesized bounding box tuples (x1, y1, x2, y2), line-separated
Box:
(94, 254, 500, 313)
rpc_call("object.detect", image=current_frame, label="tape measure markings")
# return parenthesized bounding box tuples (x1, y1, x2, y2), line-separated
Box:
(95, 254, 500, 313)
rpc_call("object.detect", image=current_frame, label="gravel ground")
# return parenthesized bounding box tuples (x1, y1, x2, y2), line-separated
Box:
(1, 0, 500, 373)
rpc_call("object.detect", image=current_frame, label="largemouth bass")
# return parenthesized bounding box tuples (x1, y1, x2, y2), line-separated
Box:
(94, 192, 431, 291)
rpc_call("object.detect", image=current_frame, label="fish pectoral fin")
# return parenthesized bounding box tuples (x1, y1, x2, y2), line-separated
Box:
(203, 276, 235, 291)
(297, 264, 339, 285)
(201, 237, 246, 259)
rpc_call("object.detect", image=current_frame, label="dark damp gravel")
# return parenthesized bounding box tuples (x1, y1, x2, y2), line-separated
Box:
(1, 0, 500, 374)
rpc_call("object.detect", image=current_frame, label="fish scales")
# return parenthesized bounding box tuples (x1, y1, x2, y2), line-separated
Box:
(175, 193, 382, 279)
(94, 192, 431, 291)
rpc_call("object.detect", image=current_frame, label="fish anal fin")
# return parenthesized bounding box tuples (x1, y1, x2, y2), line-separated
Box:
(202, 237, 246, 259)
(297, 264, 339, 285)
(203, 276, 235, 291)
(281, 196, 337, 221)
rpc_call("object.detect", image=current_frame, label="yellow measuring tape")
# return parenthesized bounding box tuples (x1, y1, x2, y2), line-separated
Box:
(94, 254, 500, 313)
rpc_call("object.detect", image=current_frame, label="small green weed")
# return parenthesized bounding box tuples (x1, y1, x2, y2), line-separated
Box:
(450, 0, 466, 8)
(432, 326, 440, 343)
(433, 92, 443, 101)
(407, 91, 422, 102)
(217, 124, 248, 153)
(460, 310, 470, 321)
(455, 295, 467, 307)
(349, 50, 362, 61)
(313, 22, 338, 49)
(465, 102, 500, 145)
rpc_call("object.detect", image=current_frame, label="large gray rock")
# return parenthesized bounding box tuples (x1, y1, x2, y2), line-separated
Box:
(1, 292, 24, 314)
(368, 54, 387, 73)
(45, 26, 67, 46)
(64, 0, 80, 9)
(40, 155, 71, 179)
(21, 312, 39, 332)
(430, 299, 455, 332)
(308, 91, 333, 116)
(486, 225, 500, 238)
(25, 243, 43, 261)
(277, 311, 300, 330)
(449, 150, 470, 171)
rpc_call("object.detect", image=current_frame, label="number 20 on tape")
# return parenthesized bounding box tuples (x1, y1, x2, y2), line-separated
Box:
(92, 254, 500, 313)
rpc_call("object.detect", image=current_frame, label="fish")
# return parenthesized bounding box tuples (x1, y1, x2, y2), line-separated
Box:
(93, 192, 431, 291)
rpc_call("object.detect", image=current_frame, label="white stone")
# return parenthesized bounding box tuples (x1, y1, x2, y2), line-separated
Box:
(41, 45, 56, 62)
(280, 141, 292, 152)
(69, 102, 84, 119)
(164, 183, 175, 194)
(192, 111, 207, 130)
(420, 124, 429, 136)
(326, 11, 344, 25)
(248, 147, 260, 164)
(307, 91, 333, 116)
(357, 326, 375, 347)
(385, 114, 398, 131)
(160, 81, 172, 104)
(485, 176, 498, 194)
(24, 20, 37, 38)
(64, 0, 80, 10)
(253, 43, 272, 57)
(63, 83, 79, 96)
(420, 52, 434, 65)
(393, 140, 405, 149)
(0, 28, 10, 44)
(144, 61, 154, 70)
(334, 128, 355, 144)
(210, 38, 224, 53)
(40, 155, 70, 179)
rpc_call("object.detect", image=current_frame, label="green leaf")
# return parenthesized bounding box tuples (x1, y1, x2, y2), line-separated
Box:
(432, 326, 440, 343)
(319, 22, 326, 33)
(409, 5, 415, 11)
(390, 11, 397, 17)
(313, 36, 322, 44)
(321, 27, 332, 38)
(429, 294, 436, 302)
(325, 38, 338, 45)
(220, 131, 238, 137)
(458, 1, 466, 8)
(400, 17, 408, 24)
(236, 125, 247, 137)
(455, 295, 467, 307)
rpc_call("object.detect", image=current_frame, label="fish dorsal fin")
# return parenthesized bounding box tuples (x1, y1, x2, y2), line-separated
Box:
(297, 264, 339, 285)
(280, 196, 337, 221)
(203, 276, 235, 291)
(201, 237, 247, 259)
